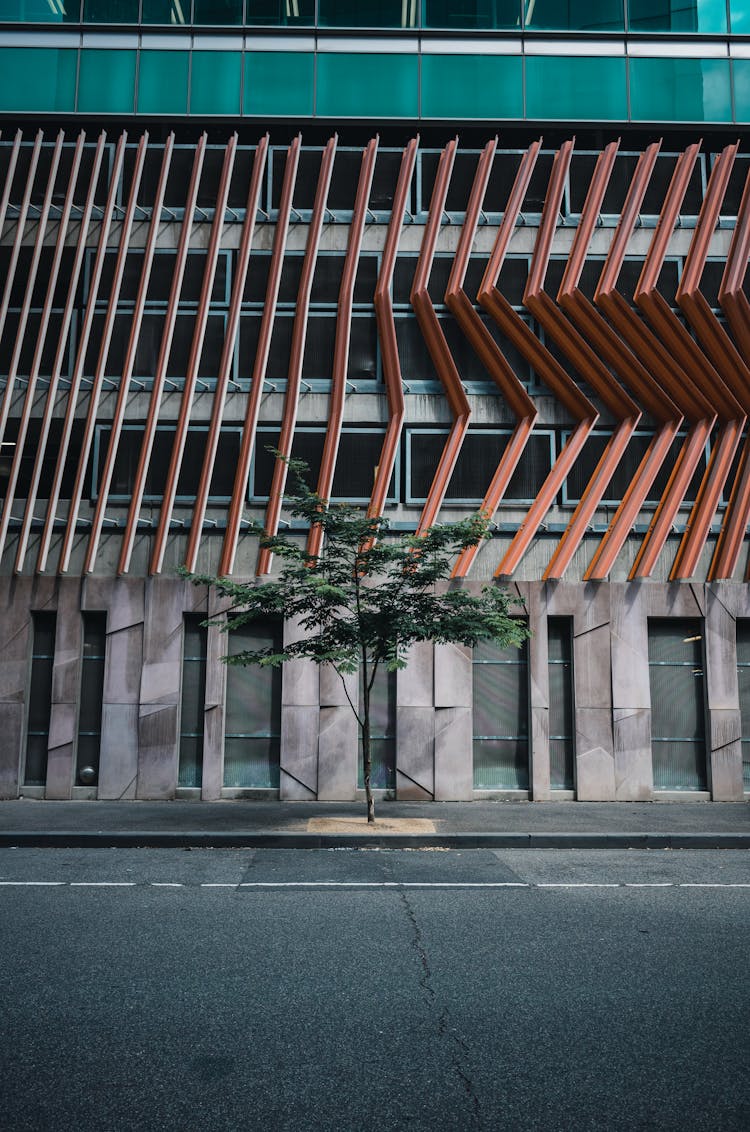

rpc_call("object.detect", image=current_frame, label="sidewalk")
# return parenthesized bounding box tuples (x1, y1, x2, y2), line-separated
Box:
(0, 798, 748, 849)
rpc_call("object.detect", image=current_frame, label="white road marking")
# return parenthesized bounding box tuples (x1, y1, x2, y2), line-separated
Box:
(150, 883, 183, 887)
(238, 881, 531, 888)
(678, 883, 750, 888)
(69, 882, 136, 887)
(0, 880, 748, 890)
(536, 883, 620, 888)
(0, 880, 65, 886)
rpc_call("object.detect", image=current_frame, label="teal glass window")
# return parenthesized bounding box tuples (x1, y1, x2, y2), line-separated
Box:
(629, 0, 727, 33)
(0, 48, 77, 113)
(141, 0, 188, 24)
(83, 0, 139, 20)
(137, 50, 189, 114)
(526, 56, 627, 121)
(630, 57, 732, 122)
(423, 1, 521, 28)
(190, 51, 242, 115)
(193, 0, 243, 23)
(421, 54, 522, 119)
(523, 0, 624, 30)
(78, 49, 136, 114)
(730, 0, 750, 32)
(648, 619, 707, 791)
(179, 615, 207, 789)
(319, 0, 416, 26)
(316, 53, 419, 118)
(733, 59, 750, 123)
(473, 631, 529, 791)
(224, 622, 281, 789)
(245, 0, 314, 24)
(243, 51, 314, 117)
(0, 0, 80, 21)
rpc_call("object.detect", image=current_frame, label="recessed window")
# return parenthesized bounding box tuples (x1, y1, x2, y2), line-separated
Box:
(179, 615, 207, 789)
(358, 666, 396, 792)
(648, 619, 707, 791)
(736, 621, 750, 792)
(77, 614, 106, 788)
(473, 630, 529, 790)
(224, 622, 281, 789)
(548, 618, 575, 791)
(25, 613, 56, 787)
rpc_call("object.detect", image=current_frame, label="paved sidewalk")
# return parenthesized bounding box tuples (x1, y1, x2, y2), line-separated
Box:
(0, 798, 748, 848)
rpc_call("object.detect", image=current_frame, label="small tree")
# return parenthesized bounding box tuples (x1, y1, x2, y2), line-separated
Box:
(186, 462, 528, 823)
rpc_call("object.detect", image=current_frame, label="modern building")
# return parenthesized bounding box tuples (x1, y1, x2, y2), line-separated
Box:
(1, 2, 749, 804)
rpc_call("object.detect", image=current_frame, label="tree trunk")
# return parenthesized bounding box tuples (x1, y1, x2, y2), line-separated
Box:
(362, 687, 375, 824)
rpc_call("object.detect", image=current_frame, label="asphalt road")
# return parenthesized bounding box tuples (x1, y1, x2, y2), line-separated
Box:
(1, 848, 748, 1132)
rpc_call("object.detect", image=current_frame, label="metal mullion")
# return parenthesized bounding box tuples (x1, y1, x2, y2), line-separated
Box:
(254, 137, 337, 576)
(0, 130, 43, 377)
(57, 132, 149, 576)
(149, 134, 238, 576)
(117, 134, 207, 576)
(0, 131, 84, 565)
(14, 133, 107, 575)
(184, 133, 269, 574)
(84, 134, 175, 576)
(35, 131, 127, 576)
(307, 136, 379, 560)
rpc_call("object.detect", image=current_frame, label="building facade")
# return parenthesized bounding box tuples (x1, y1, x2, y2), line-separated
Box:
(1, 2, 749, 802)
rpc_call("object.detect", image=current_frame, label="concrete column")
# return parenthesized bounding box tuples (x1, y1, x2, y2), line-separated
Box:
(574, 581, 616, 800)
(318, 662, 357, 800)
(46, 578, 82, 799)
(610, 582, 653, 800)
(529, 583, 551, 801)
(0, 578, 36, 798)
(280, 615, 319, 800)
(705, 584, 744, 801)
(86, 577, 144, 800)
(136, 578, 185, 799)
(397, 640, 435, 800)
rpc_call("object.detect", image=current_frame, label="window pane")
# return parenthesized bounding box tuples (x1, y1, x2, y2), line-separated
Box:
(630, 58, 732, 122)
(0, 0, 80, 20)
(0, 48, 77, 113)
(423, 1, 521, 29)
(141, 0, 188, 23)
(526, 56, 627, 121)
(179, 615, 207, 789)
(245, 0, 314, 24)
(629, 0, 727, 33)
(733, 60, 750, 125)
(193, 0, 243, 22)
(25, 613, 57, 787)
(83, 0, 139, 20)
(78, 50, 136, 115)
(224, 737, 280, 788)
(316, 53, 419, 118)
(548, 616, 575, 791)
(243, 52, 315, 117)
(190, 52, 242, 115)
(319, 0, 414, 26)
(226, 623, 281, 736)
(648, 619, 707, 790)
(421, 54, 523, 120)
(525, 0, 624, 29)
(77, 613, 106, 786)
(730, 0, 750, 32)
(137, 51, 189, 115)
(474, 740, 529, 790)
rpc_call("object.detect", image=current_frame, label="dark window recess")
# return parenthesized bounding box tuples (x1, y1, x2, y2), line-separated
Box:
(720, 155, 750, 217)
(569, 153, 637, 216)
(310, 255, 346, 304)
(0, 247, 68, 308)
(566, 432, 705, 506)
(253, 429, 389, 501)
(246, 0, 314, 24)
(271, 147, 322, 213)
(224, 620, 282, 789)
(227, 147, 263, 211)
(300, 316, 377, 382)
(358, 665, 396, 792)
(641, 154, 704, 216)
(179, 615, 207, 789)
(243, 251, 274, 304)
(473, 630, 530, 791)
(410, 431, 551, 502)
(492, 257, 529, 308)
(648, 619, 707, 791)
(723, 437, 746, 504)
(424, 254, 488, 305)
(370, 149, 411, 213)
(524, 152, 557, 214)
(1, 418, 88, 501)
(97, 426, 241, 500)
(548, 617, 575, 791)
(0, 309, 72, 378)
(76, 613, 106, 789)
(736, 621, 750, 791)
(485, 151, 525, 214)
(700, 260, 725, 310)
(239, 312, 292, 382)
(25, 612, 56, 787)
(121, 144, 172, 211)
(96, 249, 228, 307)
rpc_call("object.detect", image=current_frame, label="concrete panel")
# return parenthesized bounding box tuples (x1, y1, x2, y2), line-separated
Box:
(530, 704, 551, 801)
(83, 576, 144, 631)
(46, 701, 77, 799)
(396, 706, 434, 798)
(610, 583, 651, 712)
(282, 616, 319, 707)
(576, 706, 616, 800)
(0, 579, 32, 703)
(705, 588, 739, 711)
(708, 708, 744, 801)
(281, 705, 319, 798)
(137, 703, 180, 799)
(104, 625, 144, 705)
(574, 622, 612, 712)
(280, 768, 317, 800)
(398, 641, 433, 708)
(0, 702, 23, 798)
(613, 707, 653, 801)
(51, 578, 82, 705)
(434, 706, 473, 800)
(317, 705, 357, 800)
(434, 642, 471, 709)
(98, 703, 139, 800)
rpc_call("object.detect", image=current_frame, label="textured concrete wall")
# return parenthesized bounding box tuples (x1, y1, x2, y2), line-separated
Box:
(1, 577, 746, 802)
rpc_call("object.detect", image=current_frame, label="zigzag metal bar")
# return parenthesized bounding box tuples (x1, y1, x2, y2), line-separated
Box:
(0, 129, 63, 448)
(58, 132, 149, 576)
(558, 143, 683, 582)
(630, 144, 724, 580)
(0, 130, 42, 358)
(494, 145, 599, 579)
(411, 138, 471, 535)
(36, 131, 127, 575)
(712, 158, 750, 579)
(184, 134, 269, 576)
(672, 143, 749, 580)
(0, 131, 84, 565)
(84, 133, 176, 577)
(118, 134, 207, 576)
(150, 134, 237, 576)
(14, 131, 107, 575)
(369, 136, 419, 524)
(256, 136, 337, 578)
(446, 140, 539, 579)
(307, 137, 379, 560)
(523, 140, 640, 581)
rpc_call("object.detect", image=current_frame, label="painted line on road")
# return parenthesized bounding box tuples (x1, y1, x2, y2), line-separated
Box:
(0, 880, 65, 886)
(2, 880, 750, 890)
(69, 882, 136, 887)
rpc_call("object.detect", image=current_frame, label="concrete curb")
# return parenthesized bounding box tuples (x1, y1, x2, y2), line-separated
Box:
(1, 832, 748, 849)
